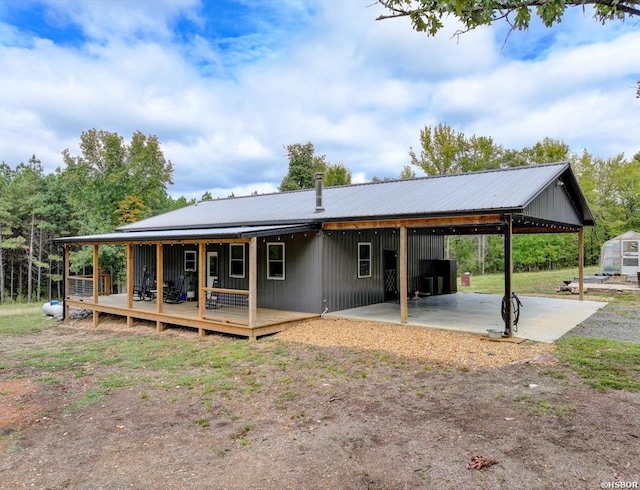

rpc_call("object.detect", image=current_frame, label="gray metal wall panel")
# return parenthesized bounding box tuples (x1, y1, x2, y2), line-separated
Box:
(321, 229, 444, 313)
(257, 232, 322, 313)
(523, 182, 582, 225)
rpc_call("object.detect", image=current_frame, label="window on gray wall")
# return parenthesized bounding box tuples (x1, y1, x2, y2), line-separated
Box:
(267, 242, 285, 280)
(184, 250, 197, 272)
(358, 242, 371, 278)
(230, 244, 245, 278)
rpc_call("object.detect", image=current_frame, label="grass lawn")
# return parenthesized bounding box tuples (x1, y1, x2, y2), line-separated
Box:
(461, 265, 600, 295)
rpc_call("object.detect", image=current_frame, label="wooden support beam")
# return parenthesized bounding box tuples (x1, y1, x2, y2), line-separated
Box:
(156, 321, 164, 332)
(93, 244, 99, 304)
(248, 237, 257, 329)
(156, 243, 163, 314)
(127, 316, 134, 328)
(64, 244, 70, 323)
(127, 244, 134, 309)
(198, 242, 206, 320)
(504, 214, 513, 338)
(323, 214, 503, 231)
(578, 228, 584, 301)
(399, 226, 408, 325)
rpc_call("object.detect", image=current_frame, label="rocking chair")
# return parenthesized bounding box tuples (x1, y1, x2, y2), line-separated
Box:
(164, 275, 185, 304)
(133, 272, 154, 301)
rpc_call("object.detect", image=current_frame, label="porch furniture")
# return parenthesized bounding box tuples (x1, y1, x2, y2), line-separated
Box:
(164, 275, 185, 304)
(133, 273, 154, 301)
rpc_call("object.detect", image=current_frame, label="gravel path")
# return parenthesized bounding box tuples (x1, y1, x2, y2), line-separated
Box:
(562, 301, 640, 343)
(276, 318, 554, 369)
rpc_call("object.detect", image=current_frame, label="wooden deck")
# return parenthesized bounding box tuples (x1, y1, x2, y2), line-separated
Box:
(66, 294, 319, 339)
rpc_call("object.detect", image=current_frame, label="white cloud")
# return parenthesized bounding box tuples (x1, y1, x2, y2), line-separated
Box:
(0, 0, 638, 200)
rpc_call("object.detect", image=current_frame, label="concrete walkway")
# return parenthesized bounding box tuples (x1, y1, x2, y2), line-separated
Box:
(325, 292, 606, 343)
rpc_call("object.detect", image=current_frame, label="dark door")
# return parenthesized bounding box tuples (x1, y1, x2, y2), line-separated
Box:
(383, 250, 398, 301)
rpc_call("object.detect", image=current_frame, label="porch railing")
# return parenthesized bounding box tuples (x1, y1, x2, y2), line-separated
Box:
(202, 287, 249, 325)
(67, 274, 111, 298)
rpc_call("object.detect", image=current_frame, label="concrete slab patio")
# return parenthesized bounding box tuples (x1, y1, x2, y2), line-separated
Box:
(325, 292, 606, 343)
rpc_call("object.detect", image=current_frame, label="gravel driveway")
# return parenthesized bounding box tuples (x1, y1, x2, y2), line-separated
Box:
(562, 300, 640, 343)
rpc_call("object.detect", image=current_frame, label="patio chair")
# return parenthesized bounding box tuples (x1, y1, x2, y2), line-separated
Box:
(133, 272, 154, 301)
(205, 280, 220, 309)
(164, 275, 185, 304)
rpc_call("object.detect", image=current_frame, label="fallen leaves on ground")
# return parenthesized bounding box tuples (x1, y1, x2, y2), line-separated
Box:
(467, 456, 499, 470)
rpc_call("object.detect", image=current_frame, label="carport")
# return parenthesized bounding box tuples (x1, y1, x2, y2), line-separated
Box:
(323, 162, 596, 337)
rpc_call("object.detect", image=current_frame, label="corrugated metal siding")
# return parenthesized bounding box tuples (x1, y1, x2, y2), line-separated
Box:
(321, 229, 444, 313)
(257, 232, 322, 313)
(523, 181, 582, 226)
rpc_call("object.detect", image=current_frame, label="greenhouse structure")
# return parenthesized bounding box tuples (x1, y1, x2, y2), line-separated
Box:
(600, 231, 640, 276)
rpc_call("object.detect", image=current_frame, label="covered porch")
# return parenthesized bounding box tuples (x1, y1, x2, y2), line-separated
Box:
(61, 226, 319, 339)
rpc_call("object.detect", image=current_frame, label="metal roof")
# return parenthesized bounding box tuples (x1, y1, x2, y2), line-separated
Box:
(56, 224, 317, 244)
(117, 162, 594, 232)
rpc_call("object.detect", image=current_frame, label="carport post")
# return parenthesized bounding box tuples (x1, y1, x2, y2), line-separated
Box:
(399, 226, 408, 324)
(503, 214, 513, 337)
(578, 228, 584, 301)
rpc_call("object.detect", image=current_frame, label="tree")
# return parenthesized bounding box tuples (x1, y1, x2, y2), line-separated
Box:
(60, 129, 174, 234)
(279, 142, 353, 190)
(375, 0, 640, 36)
(324, 163, 352, 186)
(409, 123, 503, 175)
(279, 142, 327, 191)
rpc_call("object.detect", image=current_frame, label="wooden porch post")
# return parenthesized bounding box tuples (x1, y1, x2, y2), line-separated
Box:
(248, 237, 258, 335)
(64, 244, 70, 323)
(92, 244, 100, 327)
(126, 243, 134, 328)
(504, 214, 513, 338)
(156, 243, 164, 331)
(198, 242, 206, 336)
(578, 228, 585, 301)
(399, 226, 408, 325)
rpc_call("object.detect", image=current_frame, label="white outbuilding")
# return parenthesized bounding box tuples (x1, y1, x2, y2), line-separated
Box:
(600, 231, 640, 277)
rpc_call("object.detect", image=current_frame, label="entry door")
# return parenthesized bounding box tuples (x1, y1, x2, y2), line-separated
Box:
(207, 251, 219, 287)
(621, 240, 639, 275)
(383, 250, 398, 301)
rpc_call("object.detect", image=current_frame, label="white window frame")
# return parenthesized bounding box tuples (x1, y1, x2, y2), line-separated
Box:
(229, 243, 245, 278)
(358, 242, 372, 278)
(267, 242, 285, 280)
(184, 250, 197, 272)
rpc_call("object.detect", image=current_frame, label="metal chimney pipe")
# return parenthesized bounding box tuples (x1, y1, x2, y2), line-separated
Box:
(314, 172, 324, 212)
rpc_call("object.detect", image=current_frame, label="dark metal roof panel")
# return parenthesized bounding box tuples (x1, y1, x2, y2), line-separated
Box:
(120, 163, 580, 232)
(56, 224, 316, 244)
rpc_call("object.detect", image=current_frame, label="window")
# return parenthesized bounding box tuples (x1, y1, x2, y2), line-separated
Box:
(267, 243, 285, 280)
(358, 242, 371, 278)
(184, 250, 197, 272)
(229, 244, 245, 278)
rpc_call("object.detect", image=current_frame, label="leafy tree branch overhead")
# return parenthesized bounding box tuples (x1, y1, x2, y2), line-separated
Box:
(375, 0, 640, 35)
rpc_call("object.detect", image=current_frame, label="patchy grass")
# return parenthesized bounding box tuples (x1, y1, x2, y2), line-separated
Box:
(556, 336, 640, 392)
(0, 304, 55, 336)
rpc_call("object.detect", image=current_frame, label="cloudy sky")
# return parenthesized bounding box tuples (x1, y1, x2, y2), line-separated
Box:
(1, 0, 638, 200)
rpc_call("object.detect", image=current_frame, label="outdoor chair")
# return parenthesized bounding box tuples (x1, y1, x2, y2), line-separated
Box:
(163, 275, 185, 304)
(133, 272, 154, 301)
(205, 280, 220, 309)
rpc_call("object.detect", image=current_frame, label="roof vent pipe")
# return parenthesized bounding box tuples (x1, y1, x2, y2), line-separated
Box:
(314, 172, 324, 212)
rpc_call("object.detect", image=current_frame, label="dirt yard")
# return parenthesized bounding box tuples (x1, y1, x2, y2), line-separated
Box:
(1, 312, 639, 489)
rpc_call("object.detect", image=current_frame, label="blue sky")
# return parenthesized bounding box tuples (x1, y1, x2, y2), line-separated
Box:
(0, 0, 638, 200)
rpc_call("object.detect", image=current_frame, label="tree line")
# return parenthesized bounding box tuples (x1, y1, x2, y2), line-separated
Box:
(2, 127, 638, 303)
